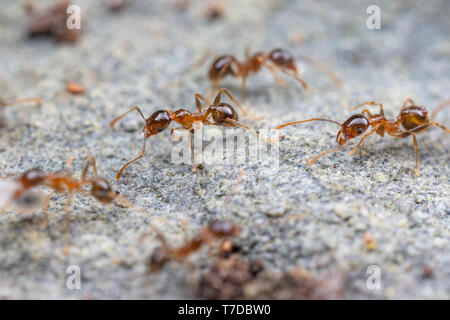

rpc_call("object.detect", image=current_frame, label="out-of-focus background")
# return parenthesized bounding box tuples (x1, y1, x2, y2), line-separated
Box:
(0, 0, 448, 299)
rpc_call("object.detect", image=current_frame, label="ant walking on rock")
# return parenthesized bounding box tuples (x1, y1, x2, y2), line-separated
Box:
(0, 156, 127, 253)
(147, 220, 240, 273)
(276, 98, 450, 176)
(171, 48, 342, 101)
(0, 97, 42, 128)
(110, 88, 256, 180)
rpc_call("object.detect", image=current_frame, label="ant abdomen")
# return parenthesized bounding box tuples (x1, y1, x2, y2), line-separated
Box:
(209, 103, 238, 125)
(209, 55, 237, 80)
(269, 48, 297, 72)
(399, 106, 429, 131)
(144, 110, 171, 137)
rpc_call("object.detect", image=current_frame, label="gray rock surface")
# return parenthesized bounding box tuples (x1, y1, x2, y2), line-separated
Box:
(0, 0, 448, 299)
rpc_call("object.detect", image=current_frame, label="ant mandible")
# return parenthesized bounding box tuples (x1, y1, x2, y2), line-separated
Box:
(148, 220, 240, 273)
(188, 48, 343, 101)
(0, 155, 121, 252)
(110, 88, 253, 180)
(276, 98, 450, 176)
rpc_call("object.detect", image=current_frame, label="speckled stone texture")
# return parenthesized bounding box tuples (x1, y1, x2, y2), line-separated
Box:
(0, 0, 448, 299)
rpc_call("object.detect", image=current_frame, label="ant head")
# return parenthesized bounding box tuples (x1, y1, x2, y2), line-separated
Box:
(208, 220, 240, 237)
(209, 103, 238, 126)
(144, 110, 171, 137)
(209, 55, 236, 80)
(18, 168, 47, 189)
(400, 106, 429, 130)
(90, 178, 117, 204)
(269, 48, 297, 72)
(337, 114, 370, 145)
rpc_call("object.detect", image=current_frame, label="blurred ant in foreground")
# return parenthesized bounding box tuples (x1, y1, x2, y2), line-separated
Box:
(0, 97, 42, 127)
(171, 48, 342, 101)
(0, 156, 126, 252)
(147, 220, 240, 273)
(276, 98, 450, 176)
(110, 88, 255, 180)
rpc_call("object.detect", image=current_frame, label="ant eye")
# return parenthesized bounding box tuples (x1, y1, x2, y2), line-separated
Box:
(158, 128, 163, 132)
(357, 127, 363, 134)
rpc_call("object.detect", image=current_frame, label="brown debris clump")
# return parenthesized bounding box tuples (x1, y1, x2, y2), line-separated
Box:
(199, 254, 345, 300)
(244, 268, 345, 300)
(108, 0, 132, 13)
(26, 0, 81, 43)
(66, 82, 86, 95)
(204, 0, 226, 21)
(198, 254, 265, 300)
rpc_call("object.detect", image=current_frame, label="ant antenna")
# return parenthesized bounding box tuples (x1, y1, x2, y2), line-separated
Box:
(276, 118, 342, 130)
(297, 54, 343, 89)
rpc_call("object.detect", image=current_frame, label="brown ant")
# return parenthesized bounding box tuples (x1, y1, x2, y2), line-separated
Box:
(148, 220, 240, 273)
(110, 88, 253, 180)
(0, 97, 42, 128)
(175, 48, 342, 101)
(276, 98, 450, 176)
(0, 156, 123, 252)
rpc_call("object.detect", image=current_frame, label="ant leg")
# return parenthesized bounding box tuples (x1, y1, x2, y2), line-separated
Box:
(260, 61, 288, 88)
(401, 98, 416, 109)
(431, 98, 450, 120)
(241, 75, 247, 103)
(81, 155, 98, 182)
(66, 157, 73, 175)
(349, 125, 379, 155)
(297, 54, 343, 89)
(307, 144, 346, 168)
(406, 122, 450, 134)
(171, 127, 198, 173)
(213, 88, 249, 117)
(40, 191, 55, 229)
(194, 93, 211, 112)
(0, 97, 42, 108)
(245, 45, 251, 60)
(62, 191, 73, 255)
(116, 135, 148, 180)
(189, 128, 197, 173)
(110, 106, 146, 128)
(349, 101, 383, 115)
(410, 132, 420, 176)
(224, 118, 250, 130)
(276, 66, 310, 90)
(164, 51, 217, 88)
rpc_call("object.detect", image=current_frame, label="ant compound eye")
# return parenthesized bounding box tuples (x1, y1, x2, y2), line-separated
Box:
(357, 127, 363, 134)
